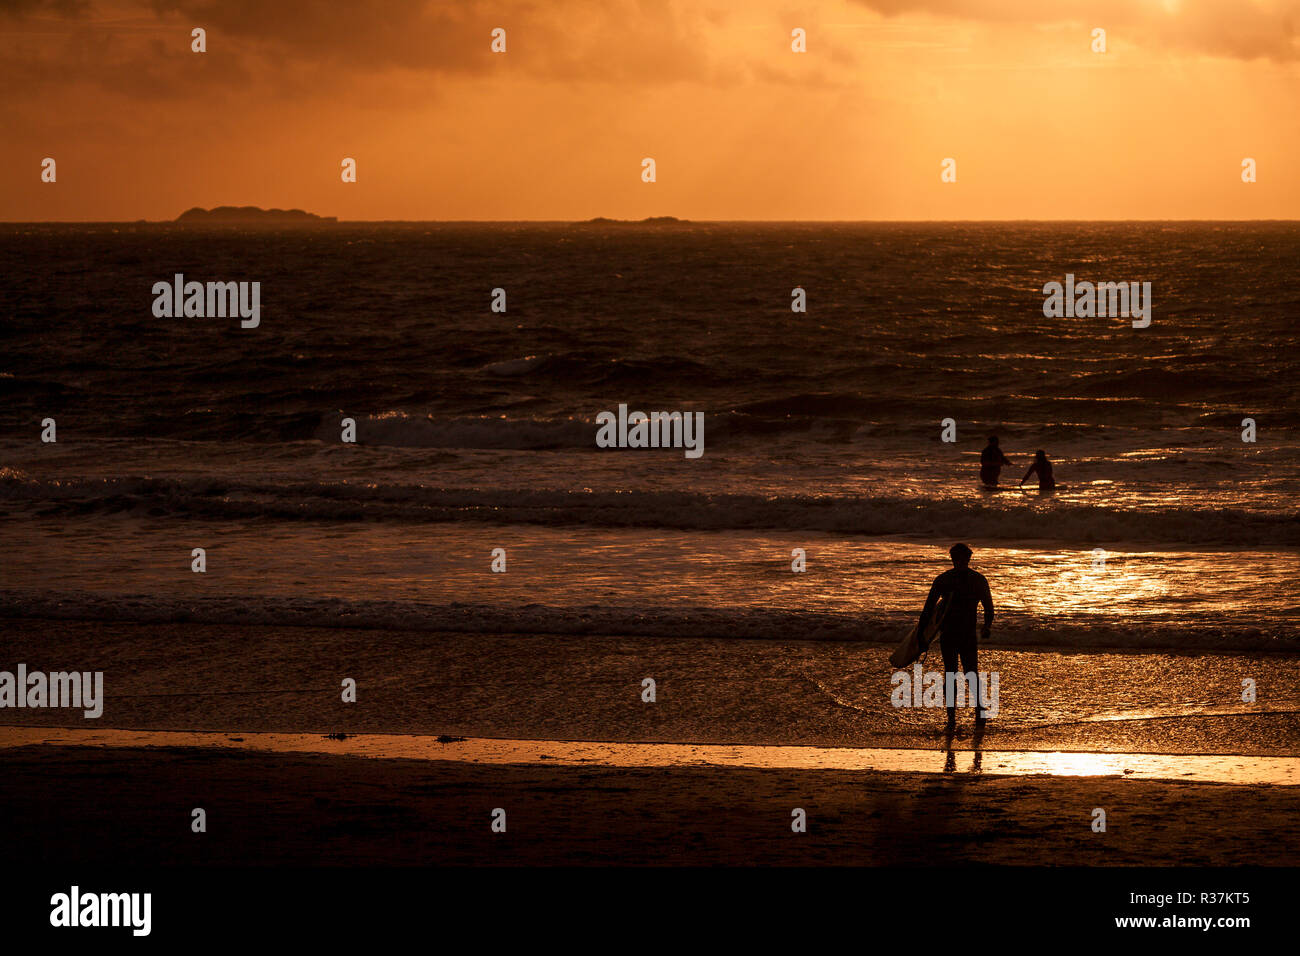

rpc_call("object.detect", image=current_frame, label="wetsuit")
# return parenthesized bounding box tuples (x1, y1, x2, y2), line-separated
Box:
(918, 567, 994, 717)
(980, 445, 1012, 486)
(1024, 459, 1056, 489)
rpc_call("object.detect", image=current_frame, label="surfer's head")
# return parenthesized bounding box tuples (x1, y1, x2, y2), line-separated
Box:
(987, 435, 999, 446)
(1036, 449, 1047, 460)
(949, 543, 973, 567)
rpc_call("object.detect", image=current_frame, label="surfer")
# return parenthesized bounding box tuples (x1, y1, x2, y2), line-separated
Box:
(979, 436, 1012, 487)
(1019, 449, 1056, 490)
(917, 543, 994, 731)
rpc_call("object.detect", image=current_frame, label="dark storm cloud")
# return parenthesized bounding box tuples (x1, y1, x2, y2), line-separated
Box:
(0, 0, 90, 15)
(0, 0, 729, 104)
(150, 0, 724, 80)
(146, 0, 501, 74)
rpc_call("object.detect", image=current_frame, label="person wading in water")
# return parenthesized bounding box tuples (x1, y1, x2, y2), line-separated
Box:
(1020, 449, 1057, 490)
(980, 436, 1012, 488)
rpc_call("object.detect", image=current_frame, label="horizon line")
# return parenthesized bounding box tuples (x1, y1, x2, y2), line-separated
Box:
(5, 218, 1300, 225)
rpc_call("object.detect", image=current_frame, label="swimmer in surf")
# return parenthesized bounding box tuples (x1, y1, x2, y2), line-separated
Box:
(980, 435, 1012, 487)
(1019, 449, 1056, 490)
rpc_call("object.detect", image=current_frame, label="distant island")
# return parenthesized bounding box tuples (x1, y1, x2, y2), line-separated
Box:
(175, 206, 337, 224)
(584, 216, 688, 224)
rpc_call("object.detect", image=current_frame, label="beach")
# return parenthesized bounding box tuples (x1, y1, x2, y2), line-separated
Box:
(2, 619, 1298, 752)
(4, 743, 1298, 867)
(2, 618, 1297, 866)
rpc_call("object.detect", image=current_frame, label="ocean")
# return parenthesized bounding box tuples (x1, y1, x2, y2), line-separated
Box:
(2, 221, 1297, 658)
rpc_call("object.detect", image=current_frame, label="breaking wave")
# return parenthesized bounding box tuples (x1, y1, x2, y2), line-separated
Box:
(1, 589, 1292, 651)
(3, 474, 1295, 545)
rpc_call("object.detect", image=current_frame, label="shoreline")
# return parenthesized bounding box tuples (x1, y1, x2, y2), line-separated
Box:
(3, 727, 1298, 784)
(3, 619, 1298, 756)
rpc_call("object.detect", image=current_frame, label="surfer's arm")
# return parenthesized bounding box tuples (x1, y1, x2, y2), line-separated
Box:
(979, 578, 994, 636)
(917, 577, 943, 631)
(1019, 463, 1036, 485)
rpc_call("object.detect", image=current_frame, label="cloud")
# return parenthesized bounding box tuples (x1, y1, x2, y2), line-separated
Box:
(0, 0, 733, 103)
(850, 0, 1300, 62)
(0, 0, 89, 15)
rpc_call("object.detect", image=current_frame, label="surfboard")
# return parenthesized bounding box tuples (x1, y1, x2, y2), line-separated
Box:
(889, 593, 951, 668)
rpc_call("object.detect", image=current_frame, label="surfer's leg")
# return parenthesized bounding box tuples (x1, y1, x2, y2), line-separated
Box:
(959, 640, 986, 719)
(941, 640, 960, 726)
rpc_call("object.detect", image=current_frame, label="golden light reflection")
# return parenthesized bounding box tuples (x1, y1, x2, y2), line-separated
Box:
(1023, 558, 1172, 617)
(2, 728, 1295, 786)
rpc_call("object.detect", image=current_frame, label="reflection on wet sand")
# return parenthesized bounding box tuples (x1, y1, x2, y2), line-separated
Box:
(2, 726, 1295, 786)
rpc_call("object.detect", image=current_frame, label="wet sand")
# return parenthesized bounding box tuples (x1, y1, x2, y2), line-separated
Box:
(2, 743, 1297, 866)
(5, 619, 1297, 866)
(5, 727, 1298, 784)
(3, 619, 1298, 755)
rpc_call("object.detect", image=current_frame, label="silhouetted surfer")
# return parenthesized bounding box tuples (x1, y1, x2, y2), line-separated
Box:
(1019, 449, 1056, 490)
(980, 436, 1012, 487)
(917, 543, 993, 732)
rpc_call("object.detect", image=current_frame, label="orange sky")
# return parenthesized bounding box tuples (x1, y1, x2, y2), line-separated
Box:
(2, 0, 1297, 220)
